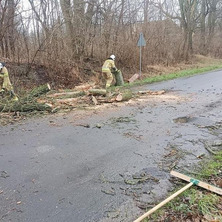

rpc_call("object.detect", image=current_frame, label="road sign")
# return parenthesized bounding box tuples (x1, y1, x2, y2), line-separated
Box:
(137, 32, 146, 47)
(137, 32, 146, 78)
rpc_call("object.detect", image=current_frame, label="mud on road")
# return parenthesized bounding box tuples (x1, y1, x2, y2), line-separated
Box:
(1, 70, 222, 222)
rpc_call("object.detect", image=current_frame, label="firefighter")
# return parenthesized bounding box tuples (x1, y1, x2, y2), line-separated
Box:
(102, 55, 118, 89)
(0, 62, 18, 101)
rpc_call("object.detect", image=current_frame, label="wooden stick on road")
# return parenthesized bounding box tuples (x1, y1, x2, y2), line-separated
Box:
(133, 182, 193, 222)
(133, 171, 222, 222)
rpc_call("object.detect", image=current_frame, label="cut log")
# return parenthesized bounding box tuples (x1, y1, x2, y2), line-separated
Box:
(128, 74, 139, 83)
(47, 91, 85, 98)
(116, 90, 132, 102)
(0, 102, 52, 112)
(88, 89, 107, 96)
(113, 70, 124, 86)
(97, 97, 116, 103)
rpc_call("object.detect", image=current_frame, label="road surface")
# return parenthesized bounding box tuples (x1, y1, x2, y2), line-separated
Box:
(1, 69, 222, 222)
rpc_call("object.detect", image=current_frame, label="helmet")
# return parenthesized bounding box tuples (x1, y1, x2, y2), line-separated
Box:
(0, 63, 3, 69)
(110, 55, 115, 60)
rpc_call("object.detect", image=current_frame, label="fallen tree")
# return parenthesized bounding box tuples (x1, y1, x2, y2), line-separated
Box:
(0, 102, 52, 112)
(0, 84, 52, 113)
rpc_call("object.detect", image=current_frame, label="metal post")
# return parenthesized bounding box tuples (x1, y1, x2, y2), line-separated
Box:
(137, 32, 146, 79)
(139, 44, 142, 78)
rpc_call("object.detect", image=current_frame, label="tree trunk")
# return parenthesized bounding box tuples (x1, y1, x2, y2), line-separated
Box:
(207, 0, 218, 53)
(73, 0, 85, 55)
(7, 0, 16, 59)
(113, 70, 124, 86)
(60, 0, 76, 54)
(88, 89, 107, 96)
(200, 0, 207, 55)
(0, 102, 52, 112)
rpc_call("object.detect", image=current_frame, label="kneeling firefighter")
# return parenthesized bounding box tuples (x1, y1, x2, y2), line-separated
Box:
(102, 55, 118, 89)
(0, 62, 18, 101)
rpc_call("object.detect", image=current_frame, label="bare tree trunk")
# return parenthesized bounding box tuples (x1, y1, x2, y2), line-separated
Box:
(73, 0, 85, 55)
(59, 0, 76, 54)
(178, 0, 197, 59)
(7, 0, 16, 59)
(144, 0, 150, 23)
(200, 0, 207, 55)
(114, 0, 125, 51)
(207, 0, 218, 53)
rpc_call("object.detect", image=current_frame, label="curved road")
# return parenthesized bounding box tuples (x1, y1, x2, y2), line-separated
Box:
(1, 69, 222, 222)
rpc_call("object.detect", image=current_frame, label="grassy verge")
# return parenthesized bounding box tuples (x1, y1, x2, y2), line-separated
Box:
(144, 151, 222, 221)
(122, 64, 222, 89)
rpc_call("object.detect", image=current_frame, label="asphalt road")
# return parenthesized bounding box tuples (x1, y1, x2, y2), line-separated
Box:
(1, 69, 222, 222)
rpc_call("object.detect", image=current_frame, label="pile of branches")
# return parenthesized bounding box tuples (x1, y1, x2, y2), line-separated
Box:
(0, 84, 52, 113)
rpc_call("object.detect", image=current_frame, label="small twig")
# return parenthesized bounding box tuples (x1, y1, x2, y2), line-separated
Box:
(133, 152, 143, 157)
(199, 139, 218, 155)
(204, 144, 217, 155)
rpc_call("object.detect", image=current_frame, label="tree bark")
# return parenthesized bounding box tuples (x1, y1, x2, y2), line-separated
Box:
(88, 89, 107, 96)
(200, 0, 207, 55)
(60, 0, 76, 54)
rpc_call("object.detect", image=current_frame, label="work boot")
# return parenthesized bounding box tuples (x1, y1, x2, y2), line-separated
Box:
(12, 96, 19, 101)
(10, 90, 19, 101)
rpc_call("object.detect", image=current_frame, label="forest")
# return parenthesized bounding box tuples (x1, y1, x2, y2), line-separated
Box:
(0, 0, 222, 88)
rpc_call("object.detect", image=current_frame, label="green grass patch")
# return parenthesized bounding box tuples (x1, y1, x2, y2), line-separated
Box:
(144, 151, 222, 221)
(121, 65, 222, 89)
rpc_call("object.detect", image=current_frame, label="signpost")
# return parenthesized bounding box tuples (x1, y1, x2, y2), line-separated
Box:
(137, 32, 146, 78)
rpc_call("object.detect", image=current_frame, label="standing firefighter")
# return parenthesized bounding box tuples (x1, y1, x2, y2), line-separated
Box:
(0, 62, 18, 101)
(102, 55, 118, 89)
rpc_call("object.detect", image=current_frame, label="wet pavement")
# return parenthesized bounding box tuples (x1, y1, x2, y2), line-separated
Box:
(1, 70, 222, 222)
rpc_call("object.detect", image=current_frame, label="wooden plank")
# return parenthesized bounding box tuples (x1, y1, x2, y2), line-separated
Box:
(133, 182, 193, 222)
(128, 73, 139, 83)
(170, 171, 222, 195)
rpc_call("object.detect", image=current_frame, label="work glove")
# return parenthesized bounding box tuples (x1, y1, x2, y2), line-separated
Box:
(0, 89, 5, 96)
(111, 67, 117, 72)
